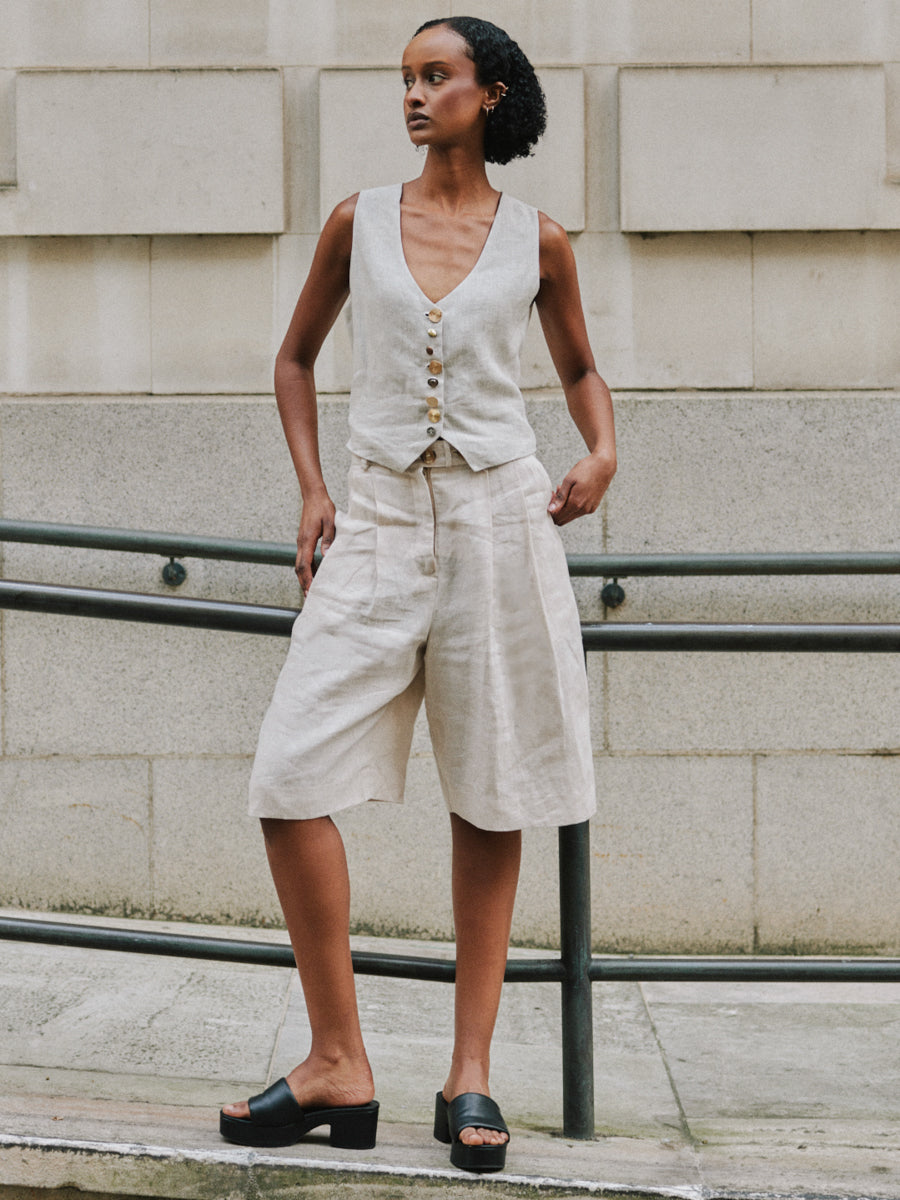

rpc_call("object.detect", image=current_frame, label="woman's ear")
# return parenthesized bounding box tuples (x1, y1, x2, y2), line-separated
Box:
(483, 81, 508, 113)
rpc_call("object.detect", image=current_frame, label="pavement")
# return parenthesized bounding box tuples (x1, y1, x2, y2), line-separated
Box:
(0, 909, 898, 1200)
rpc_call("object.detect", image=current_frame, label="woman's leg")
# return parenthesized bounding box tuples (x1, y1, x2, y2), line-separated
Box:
(443, 812, 522, 1146)
(222, 816, 374, 1117)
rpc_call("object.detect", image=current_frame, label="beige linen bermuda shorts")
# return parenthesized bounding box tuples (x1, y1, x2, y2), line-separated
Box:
(248, 440, 596, 831)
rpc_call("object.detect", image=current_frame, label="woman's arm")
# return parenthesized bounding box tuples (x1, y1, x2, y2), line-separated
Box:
(275, 194, 357, 593)
(534, 213, 616, 526)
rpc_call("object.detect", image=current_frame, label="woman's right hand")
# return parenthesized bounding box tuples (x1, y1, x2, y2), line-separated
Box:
(295, 494, 336, 597)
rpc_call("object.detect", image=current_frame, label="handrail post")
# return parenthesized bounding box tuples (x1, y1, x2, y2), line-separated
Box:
(558, 819, 595, 1139)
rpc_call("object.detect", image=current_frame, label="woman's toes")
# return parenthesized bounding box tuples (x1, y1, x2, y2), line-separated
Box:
(458, 1126, 508, 1146)
(221, 1101, 250, 1119)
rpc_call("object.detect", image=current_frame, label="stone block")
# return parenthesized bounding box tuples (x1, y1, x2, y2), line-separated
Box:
(521, 232, 753, 391)
(0, 398, 300, 602)
(591, 755, 754, 953)
(754, 233, 900, 389)
(626, 232, 753, 387)
(0, 237, 151, 394)
(269, 1, 433, 67)
(606, 393, 900, 554)
(0, 398, 301, 535)
(756, 756, 900, 952)
(619, 66, 900, 231)
(283, 68, 321, 234)
(0, 758, 150, 912)
(319, 68, 586, 232)
(606, 654, 900, 753)
(585, 66, 619, 232)
(752, 0, 900, 63)
(0, 71, 15, 184)
(468, 0, 751, 64)
(150, 0, 272, 66)
(602, 573, 900, 628)
(2, 611, 287, 757)
(884, 63, 900, 181)
(0, 0, 149, 67)
(150, 236, 276, 393)
(149, 1, 426, 67)
(151, 757, 280, 924)
(0, 70, 284, 236)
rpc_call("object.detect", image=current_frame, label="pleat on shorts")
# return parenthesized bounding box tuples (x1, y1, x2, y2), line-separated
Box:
(248, 440, 596, 831)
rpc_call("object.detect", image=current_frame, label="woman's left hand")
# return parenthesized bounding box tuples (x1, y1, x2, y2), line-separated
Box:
(547, 451, 616, 526)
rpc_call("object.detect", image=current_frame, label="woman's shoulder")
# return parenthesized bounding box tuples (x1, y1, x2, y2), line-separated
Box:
(536, 209, 568, 244)
(315, 193, 360, 264)
(324, 192, 360, 230)
(535, 210, 575, 284)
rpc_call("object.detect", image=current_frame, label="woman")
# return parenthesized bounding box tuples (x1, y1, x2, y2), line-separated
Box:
(220, 15, 615, 1174)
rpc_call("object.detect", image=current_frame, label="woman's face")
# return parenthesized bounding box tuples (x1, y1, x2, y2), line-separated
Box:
(401, 25, 489, 151)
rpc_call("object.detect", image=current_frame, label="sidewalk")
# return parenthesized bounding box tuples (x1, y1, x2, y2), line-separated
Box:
(0, 909, 897, 1200)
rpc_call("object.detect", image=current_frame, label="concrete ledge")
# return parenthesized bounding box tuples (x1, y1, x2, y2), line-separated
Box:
(0, 1129, 692, 1199)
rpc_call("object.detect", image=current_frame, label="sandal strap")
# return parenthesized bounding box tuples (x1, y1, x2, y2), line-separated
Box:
(447, 1092, 508, 1139)
(247, 1077, 304, 1124)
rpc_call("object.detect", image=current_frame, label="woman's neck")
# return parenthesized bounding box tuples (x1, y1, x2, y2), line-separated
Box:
(409, 147, 499, 214)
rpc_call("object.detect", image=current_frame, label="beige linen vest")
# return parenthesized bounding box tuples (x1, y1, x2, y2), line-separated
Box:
(347, 184, 540, 472)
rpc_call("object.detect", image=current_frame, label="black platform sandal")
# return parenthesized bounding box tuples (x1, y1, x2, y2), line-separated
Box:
(433, 1091, 509, 1173)
(220, 1078, 379, 1149)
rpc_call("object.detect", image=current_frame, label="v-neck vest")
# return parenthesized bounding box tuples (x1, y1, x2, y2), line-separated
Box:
(347, 183, 540, 473)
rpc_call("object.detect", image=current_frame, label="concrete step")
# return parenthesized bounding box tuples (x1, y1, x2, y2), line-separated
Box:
(1, 1096, 684, 1200)
(2, 912, 899, 1199)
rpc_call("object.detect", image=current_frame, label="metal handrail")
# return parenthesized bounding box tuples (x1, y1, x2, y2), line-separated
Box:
(3, 532, 900, 1139)
(4, 518, 900, 577)
(6, 580, 900, 650)
(0, 519, 297, 566)
(2, 916, 896, 984)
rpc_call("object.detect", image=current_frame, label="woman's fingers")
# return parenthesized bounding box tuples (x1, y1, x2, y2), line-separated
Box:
(547, 478, 573, 522)
(548, 455, 614, 525)
(295, 506, 337, 596)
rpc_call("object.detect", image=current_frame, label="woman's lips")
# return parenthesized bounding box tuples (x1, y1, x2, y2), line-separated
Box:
(407, 114, 429, 127)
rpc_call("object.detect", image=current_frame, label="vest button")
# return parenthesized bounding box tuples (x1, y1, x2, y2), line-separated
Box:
(428, 409, 441, 423)
(428, 360, 442, 375)
(426, 346, 434, 355)
(428, 378, 439, 388)
(427, 426, 436, 436)
(428, 307, 443, 322)
(427, 328, 438, 338)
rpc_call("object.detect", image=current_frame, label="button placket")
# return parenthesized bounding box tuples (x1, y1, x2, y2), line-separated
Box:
(424, 307, 443, 437)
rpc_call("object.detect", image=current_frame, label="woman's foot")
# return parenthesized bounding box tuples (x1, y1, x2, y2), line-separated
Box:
(442, 1069, 508, 1147)
(222, 1051, 374, 1120)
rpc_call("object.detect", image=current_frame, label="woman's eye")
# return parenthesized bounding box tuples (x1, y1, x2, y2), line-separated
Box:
(402, 77, 413, 90)
(428, 73, 445, 84)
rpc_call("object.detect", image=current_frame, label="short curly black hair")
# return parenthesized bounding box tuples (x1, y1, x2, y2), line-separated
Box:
(413, 16, 546, 165)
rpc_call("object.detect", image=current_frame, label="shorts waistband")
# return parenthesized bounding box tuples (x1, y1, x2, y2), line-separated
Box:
(418, 439, 467, 469)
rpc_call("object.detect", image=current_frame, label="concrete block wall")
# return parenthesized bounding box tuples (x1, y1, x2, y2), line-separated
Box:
(1, 1, 899, 953)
